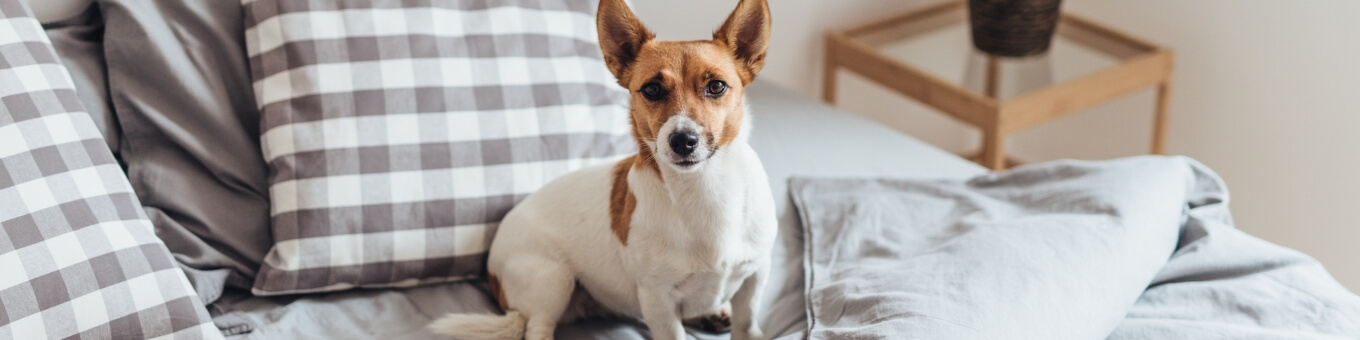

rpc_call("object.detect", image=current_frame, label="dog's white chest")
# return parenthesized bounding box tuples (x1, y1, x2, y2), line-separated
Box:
(617, 144, 776, 318)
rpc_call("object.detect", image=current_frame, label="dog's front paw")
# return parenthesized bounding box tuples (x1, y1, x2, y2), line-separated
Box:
(682, 309, 732, 334)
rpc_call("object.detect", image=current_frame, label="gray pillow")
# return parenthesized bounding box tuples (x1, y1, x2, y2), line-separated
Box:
(243, 0, 635, 295)
(97, 0, 273, 305)
(789, 157, 1360, 338)
(0, 1, 219, 338)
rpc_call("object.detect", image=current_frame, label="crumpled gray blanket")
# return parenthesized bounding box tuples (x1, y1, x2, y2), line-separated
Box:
(791, 156, 1360, 339)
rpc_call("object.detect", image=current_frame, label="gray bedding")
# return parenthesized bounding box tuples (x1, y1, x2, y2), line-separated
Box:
(210, 83, 1360, 339)
(793, 156, 1360, 339)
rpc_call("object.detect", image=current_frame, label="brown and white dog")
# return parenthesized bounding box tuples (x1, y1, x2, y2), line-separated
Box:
(427, 0, 776, 339)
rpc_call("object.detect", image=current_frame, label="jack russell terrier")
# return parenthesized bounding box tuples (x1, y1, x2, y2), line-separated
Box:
(428, 0, 776, 339)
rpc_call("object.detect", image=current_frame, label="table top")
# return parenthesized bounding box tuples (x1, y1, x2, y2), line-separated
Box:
(838, 1, 1163, 101)
(824, 1, 1175, 169)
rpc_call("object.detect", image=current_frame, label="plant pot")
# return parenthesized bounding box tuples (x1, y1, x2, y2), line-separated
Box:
(968, 0, 1063, 57)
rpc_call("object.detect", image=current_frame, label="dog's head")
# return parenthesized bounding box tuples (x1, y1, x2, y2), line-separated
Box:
(597, 0, 770, 172)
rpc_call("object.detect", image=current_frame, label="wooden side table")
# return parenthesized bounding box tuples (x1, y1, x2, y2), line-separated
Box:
(822, 1, 1173, 170)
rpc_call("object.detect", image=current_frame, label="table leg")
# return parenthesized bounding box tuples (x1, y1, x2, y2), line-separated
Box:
(985, 55, 1000, 98)
(981, 127, 1007, 171)
(1151, 79, 1172, 154)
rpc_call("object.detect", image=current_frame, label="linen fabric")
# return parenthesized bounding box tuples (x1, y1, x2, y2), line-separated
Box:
(0, 1, 220, 338)
(98, 0, 274, 305)
(791, 157, 1360, 339)
(242, 0, 634, 295)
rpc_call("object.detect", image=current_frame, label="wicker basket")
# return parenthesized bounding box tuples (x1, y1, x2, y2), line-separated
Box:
(968, 0, 1063, 57)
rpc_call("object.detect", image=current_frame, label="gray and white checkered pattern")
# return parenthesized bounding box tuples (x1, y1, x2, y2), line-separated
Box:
(0, 1, 221, 339)
(244, 0, 634, 295)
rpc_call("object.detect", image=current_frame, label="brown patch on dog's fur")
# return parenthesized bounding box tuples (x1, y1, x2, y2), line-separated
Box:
(596, 0, 653, 82)
(609, 155, 638, 245)
(627, 115, 661, 175)
(487, 273, 509, 311)
(713, 0, 771, 86)
(597, 0, 771, 157)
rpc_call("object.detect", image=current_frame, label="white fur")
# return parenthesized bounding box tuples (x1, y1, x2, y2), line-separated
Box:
(429, 101, 777, 340)
(427, 311, 525, 340)
(654, 114, 712, 171)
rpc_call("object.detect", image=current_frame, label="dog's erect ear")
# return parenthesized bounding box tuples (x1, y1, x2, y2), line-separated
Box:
(713, 0, 771, 85)
(597, 0, 653, 85)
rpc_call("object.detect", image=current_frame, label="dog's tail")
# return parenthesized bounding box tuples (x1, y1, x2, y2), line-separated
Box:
(427, 311, 526, 340)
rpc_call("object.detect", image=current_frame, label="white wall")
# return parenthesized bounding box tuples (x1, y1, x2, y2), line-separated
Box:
(634, 0, 1360, 293)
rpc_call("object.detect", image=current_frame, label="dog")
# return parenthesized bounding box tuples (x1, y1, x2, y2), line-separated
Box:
(427, 0, 775, 339)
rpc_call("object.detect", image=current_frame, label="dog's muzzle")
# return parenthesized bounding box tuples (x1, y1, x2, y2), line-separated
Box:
(658, 115, 711, 170)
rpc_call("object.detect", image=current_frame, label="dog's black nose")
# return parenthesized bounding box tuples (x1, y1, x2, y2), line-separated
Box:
(668, 130, 700, 156)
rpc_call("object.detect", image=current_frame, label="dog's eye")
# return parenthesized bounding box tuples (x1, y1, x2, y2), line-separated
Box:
(639, 83, 665, 101)
(704, 80, 728, 98)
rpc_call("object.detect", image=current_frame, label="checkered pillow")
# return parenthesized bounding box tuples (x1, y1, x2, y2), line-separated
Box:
(0, 2, 221, 339)
(244, 0, 634, 295)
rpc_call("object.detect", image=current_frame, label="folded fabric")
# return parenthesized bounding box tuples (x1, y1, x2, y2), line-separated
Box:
(791, 156, 1360, 339)
(1109, 158, 1360, 339)
(99, 0, 273, 305)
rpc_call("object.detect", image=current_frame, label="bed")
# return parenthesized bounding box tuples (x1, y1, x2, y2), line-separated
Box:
(25, 0, 1360, 339)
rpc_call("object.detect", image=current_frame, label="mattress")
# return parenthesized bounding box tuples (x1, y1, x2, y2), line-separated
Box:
(209, 80, 987, 339)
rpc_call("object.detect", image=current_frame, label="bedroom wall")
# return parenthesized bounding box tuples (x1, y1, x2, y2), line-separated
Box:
(634, 0, 1360, 293)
